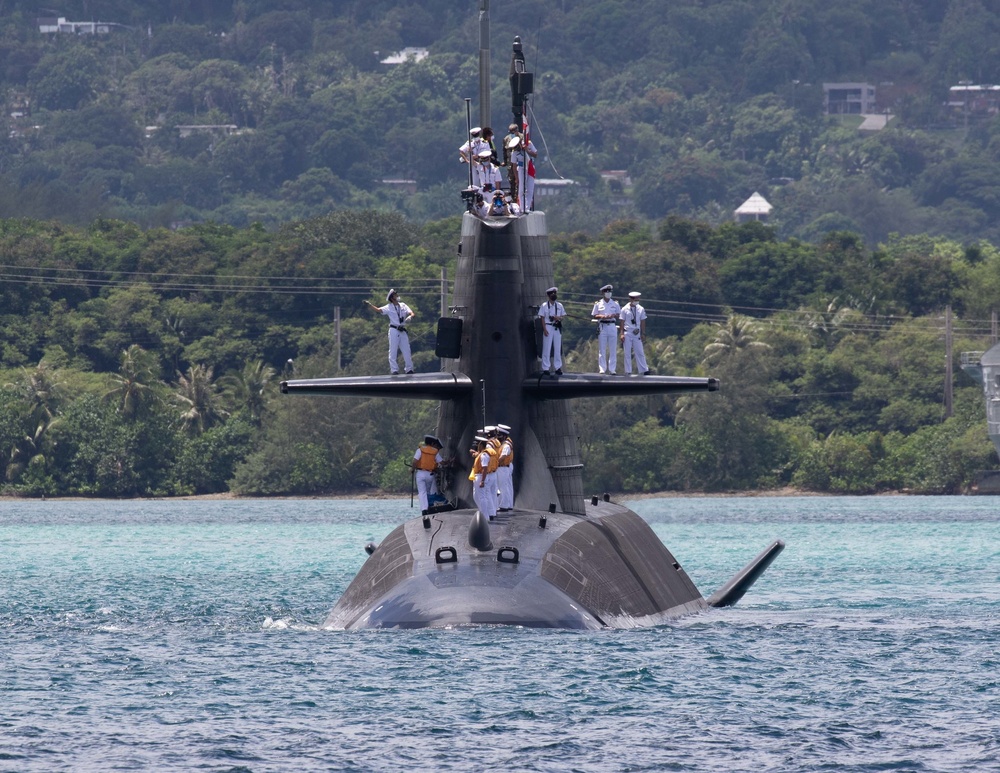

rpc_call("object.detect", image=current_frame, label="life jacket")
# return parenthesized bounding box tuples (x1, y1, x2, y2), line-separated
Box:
(472, 449, 491, 477)
(415, 444, 438, 472)
(498, 438, 514, 467)
(486, 440, 500, 473)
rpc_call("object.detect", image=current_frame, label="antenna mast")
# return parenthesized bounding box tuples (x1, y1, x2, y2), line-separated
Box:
(479, 0, 491, 129)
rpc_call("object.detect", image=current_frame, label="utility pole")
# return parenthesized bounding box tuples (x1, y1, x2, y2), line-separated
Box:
(992, 310, 997, 345)
(335, 306, 342, 371)
(944, 305, 953, 418)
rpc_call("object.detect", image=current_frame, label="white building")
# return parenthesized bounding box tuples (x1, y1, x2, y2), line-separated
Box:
(734, 192, 772, 223)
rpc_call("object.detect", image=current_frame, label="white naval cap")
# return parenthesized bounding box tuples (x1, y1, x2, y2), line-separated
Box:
(474, 435, 489, 443)
(387, 288, 397, 302)
(496, 424, 511, 433)
(546, 286, 558, 294)
(601, 284, 613, 292)
(477, 148, 492, 159)
(628, 291, 641, 299)
(470, 127, 482, 136)
(484, 425, 497, 432)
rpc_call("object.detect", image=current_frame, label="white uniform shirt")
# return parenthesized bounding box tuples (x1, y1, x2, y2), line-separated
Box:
(620, 302, 646, 333)
(377, 301, 413, 327)
(537, 300, 565, 326)
(510, 139, 537, 166)
(459, 136, 489, 164)
(592, 298, 621, 324)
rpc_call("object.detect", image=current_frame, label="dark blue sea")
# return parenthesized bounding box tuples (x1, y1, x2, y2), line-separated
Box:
(1, 496, 998, 772)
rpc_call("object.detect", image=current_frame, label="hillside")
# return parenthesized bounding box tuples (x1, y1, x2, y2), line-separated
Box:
(3, 1, 1000, 242)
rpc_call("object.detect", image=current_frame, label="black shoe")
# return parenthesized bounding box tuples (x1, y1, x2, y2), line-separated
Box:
(555, 368, 563, 375)
(391, 371, 399, 376)
(642, 371, 650, 375)
(405, 370, 414, 374)
(541, 370, 549, 376)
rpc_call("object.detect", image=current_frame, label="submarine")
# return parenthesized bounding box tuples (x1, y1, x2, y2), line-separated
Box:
(281, 4, 784, 629)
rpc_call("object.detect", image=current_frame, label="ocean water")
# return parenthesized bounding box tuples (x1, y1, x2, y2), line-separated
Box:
(1, 496, 998, 772)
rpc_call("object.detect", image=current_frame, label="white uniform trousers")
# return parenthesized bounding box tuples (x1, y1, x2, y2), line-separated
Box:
(415, 469, 436, 512)
(541, 326, 562, 372)
(497, 464, 514, 509)
(598, 323, 618, 374)
(623, 331, 648, 374)
(473, 472, 498, 518)
(517, 167, 535, 209)
(388, 327, 413, 374)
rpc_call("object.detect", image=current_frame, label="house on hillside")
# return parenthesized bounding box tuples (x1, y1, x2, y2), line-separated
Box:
(734, 192, 772, 223)
(823, 83, 877, 115)
(947, 84, 1000, 119)
(37, 17, 120, 34)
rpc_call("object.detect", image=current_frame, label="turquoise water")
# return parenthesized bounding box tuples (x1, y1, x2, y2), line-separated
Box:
(1, 496, 998, 771)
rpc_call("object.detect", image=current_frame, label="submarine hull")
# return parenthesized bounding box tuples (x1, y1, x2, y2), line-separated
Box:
(326, 500, 708, 630)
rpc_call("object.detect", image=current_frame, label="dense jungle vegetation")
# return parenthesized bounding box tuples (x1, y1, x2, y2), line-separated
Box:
(2, 1, 1000, 497)
(0, 213, 996, 497)
(3, 1, 1000, 241)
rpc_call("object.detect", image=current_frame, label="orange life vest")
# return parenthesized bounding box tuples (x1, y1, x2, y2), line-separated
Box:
(415, 444, 438, 472)
(498, 438, 514, 467)
(486, 442, 500, 473)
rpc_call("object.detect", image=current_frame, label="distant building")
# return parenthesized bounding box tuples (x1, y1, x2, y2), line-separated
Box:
(176, 124, 238, 138)
(599, 170, 632, 190)
(379, 47, 429, 65)
(533, 179, 578, 198)
(381, 179, 418, 194)
(947, 84, 1000, 118)
(823, 83, 877, 115)
(37, 17, 120, 34)
(734, 192, 772, 223)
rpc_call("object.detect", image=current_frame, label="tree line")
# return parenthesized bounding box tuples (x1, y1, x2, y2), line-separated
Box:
(5, 2, 1000, 243)
(1, 211, 996, 498)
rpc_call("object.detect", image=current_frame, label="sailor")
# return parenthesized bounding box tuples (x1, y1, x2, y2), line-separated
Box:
(469, 435, 498, 520)
(496, 424, 515, 511)
(473, 191, 490, 218)
(488, 188, 510, 217)
(538, 287, 565, 375)
(509, 131, 538, 210)
(591, 283, 621, 375)
(474, 148, 500, 191)
(413, 435, 444, 515)
(366, 289, 415, 375)
(458, 126, 485, 165)
(502, 123, 521, 201)
(620, 291, 650, 375)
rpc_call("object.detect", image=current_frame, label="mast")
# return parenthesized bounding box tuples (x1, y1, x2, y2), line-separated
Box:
(478, 0, 491, 129)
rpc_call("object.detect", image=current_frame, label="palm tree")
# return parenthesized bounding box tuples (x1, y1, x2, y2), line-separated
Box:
(220, 360, 276, 423)
(175, 364, 227, 435)
(702, 314, 771, 366)
(105, 345, 162, 418)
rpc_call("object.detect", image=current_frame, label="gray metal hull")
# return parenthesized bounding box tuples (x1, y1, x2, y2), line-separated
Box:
(326, 500, 708, 630)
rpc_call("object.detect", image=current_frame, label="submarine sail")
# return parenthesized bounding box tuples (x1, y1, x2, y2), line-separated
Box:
(281, 15, 783, 629)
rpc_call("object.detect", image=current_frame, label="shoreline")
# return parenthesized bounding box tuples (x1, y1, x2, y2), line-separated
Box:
(0, 486, 919, 502)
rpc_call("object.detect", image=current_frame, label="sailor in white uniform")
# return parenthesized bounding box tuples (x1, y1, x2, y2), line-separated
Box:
(591, 283, 621, 374)
(459, 127, 486, 165)
(367, 289, 415, 375)
(471, 435, 498, 520)
(620, 291, 649, 375)
(495, 424, 515, 511)
(474, 148, 499, 190)
(509, 134, 538, 210)
(537, 286, 565, 375)
(413, 435, 444, 514)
